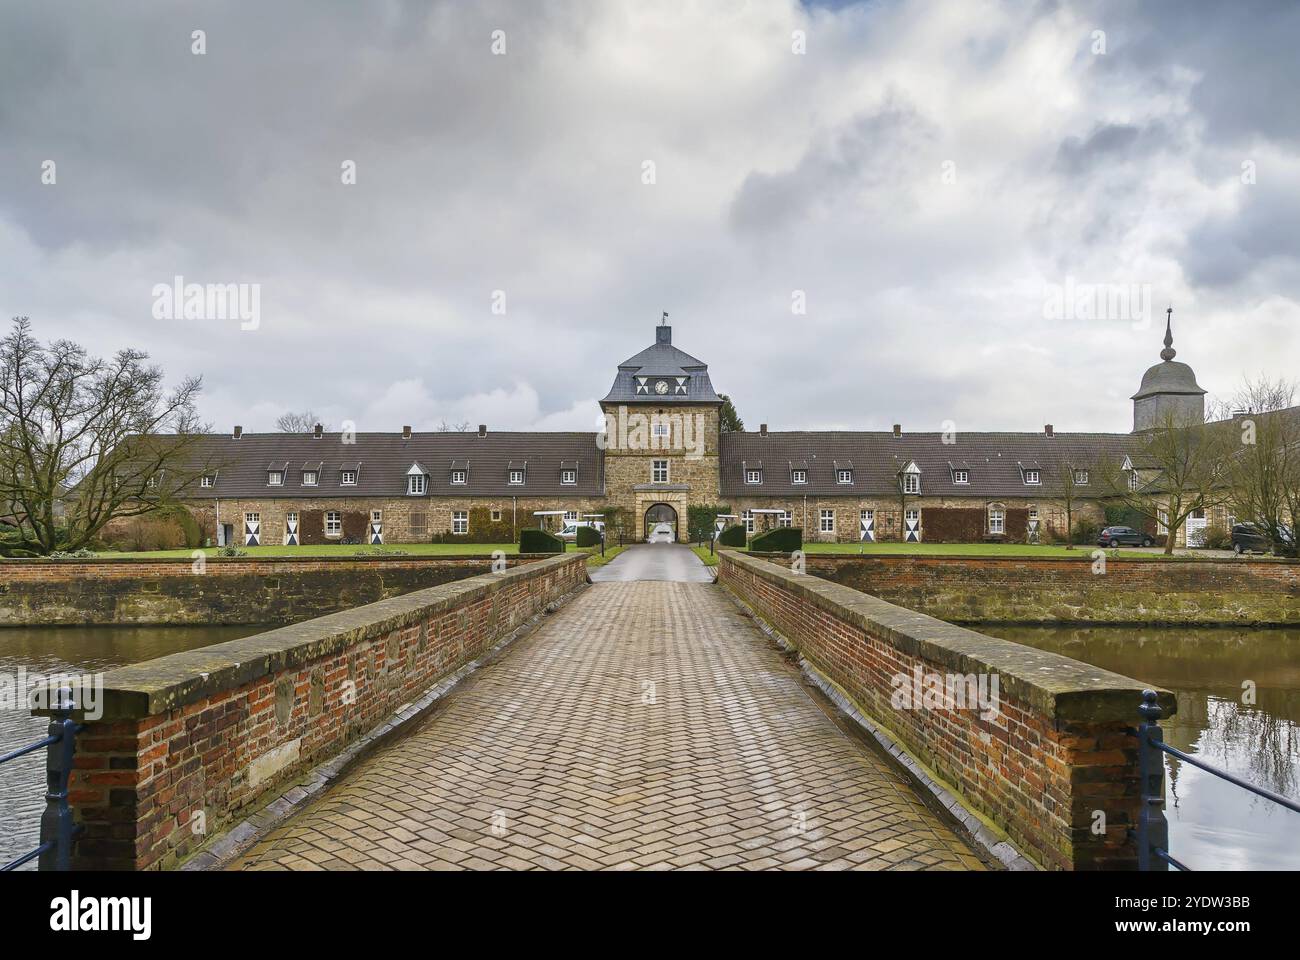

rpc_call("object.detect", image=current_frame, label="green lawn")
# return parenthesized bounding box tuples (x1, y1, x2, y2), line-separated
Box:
(790, 542, 1156, 559)
(581, 544, 626, 568)
(690, 545, 719, 567)
(90, 542, 522, 559)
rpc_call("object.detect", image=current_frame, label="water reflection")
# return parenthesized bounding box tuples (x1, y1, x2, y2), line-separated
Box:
(988, 624, 1300, 870)
(0, 625, 265, 870)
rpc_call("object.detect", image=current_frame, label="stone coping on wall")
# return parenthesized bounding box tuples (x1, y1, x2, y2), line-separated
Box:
(0, 551, 561, 569)
(39, 553, 583, 722)
(747, 549, 1300, 565)
(724, 551, 1176, 722)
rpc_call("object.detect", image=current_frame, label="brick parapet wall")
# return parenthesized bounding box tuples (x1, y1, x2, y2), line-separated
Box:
(40, 553, 587, 870)
(718, 551, 1176, 870)
(0, 554, 555, 625)
(800, 554, 1300, 625)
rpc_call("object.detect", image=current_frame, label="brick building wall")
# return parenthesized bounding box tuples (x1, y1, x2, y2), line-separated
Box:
(727, 494, 1106, 543)
(173, 495, 606, 546)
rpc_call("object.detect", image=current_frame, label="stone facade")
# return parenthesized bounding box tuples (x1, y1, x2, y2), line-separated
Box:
(598, 404, 722, 540)
(161, 322, 1203, 546)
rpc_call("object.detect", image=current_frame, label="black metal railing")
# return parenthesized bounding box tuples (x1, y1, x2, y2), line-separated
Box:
(1133, 688, 1300, 871)
(0, 686, 83, 871)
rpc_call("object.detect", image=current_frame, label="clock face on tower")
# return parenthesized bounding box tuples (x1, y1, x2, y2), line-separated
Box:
(654, 379, 669, 395)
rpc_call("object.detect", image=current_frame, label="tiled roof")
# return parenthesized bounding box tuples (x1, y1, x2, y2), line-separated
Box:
(602, 325, 721, 404)
(174, 431, 603, 499)
(719, 431, 1141, 497)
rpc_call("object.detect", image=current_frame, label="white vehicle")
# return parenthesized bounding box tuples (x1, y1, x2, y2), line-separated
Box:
(646, 522, 675, 544)
(556, 521, 604, 542)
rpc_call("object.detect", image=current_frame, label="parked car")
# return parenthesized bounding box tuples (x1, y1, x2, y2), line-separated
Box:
(1231, 523, 1271, 555)
(555, 521, 604, 542)
(646, 522, 675, 544)
(1098, 525, 1154, 548)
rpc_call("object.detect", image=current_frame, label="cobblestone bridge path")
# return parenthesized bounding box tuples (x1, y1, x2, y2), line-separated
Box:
(233, 546, 985, 871)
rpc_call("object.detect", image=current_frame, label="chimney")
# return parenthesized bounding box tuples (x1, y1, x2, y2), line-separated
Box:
(759, 423, 768, 436)
(232, 425, 243, 439)
(313, 423, 324, 439)
(401, 425, 412, 439)
(1044, 424, 1054, 438)
(892, 424, 901, 438)
(656, 325, 672, 345)
(478, 424, 487, 438)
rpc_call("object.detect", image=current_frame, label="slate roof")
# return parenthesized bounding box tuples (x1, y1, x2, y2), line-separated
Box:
(173, 431, 603, 499)
(602, 325, 721, 404)
(719, 431, 1142, 498)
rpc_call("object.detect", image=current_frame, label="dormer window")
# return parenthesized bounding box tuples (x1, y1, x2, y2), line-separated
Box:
(341, 470, 358, 486)
(836, 469, 853, 485)
(406, 462, 428, 495)
(953, 470, 969, 484)
(902, 473, 920, 494)
(1129, 471, 1140, 492)
(509, 469, 525, 485)
(267, 470, 284, 486)
(1023, 469, 1041, 485)
(450, 469, 467, 484)
(302, 470, 318, 486)
(200, 475, 214, 488)
(791, 469, 807, 484)
(1073, 469, 1089, 485)
(561, 469, 577, 485)
(745, 469, 762, 484)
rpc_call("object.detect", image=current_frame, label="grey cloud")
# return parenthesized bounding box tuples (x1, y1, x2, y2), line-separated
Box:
(0, 0, 1297, 438)
(728, 101, 935, 236)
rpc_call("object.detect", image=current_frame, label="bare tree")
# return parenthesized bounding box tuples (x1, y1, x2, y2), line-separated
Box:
(436, 419, 471, 432)
(1220, 376, 1300, 555)
(1098, 408, 1233, 555)
(0, 317, 211, 554)
(276, 410, 329, 433)
(1044, 460, 1086, 548)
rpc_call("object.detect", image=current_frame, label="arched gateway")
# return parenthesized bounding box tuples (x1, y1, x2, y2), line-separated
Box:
(644, 503, 678, 541)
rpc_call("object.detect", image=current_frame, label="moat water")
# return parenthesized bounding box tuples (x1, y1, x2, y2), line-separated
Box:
(986, 624, 1300, 871)
(0, 625, 264, 869)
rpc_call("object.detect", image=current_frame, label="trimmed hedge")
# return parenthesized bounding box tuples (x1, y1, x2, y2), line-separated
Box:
(519, 528, 564, 553)
(575, 525, 603, 548)
(717, 524, 747, 547)
(749, 527, 802, 553)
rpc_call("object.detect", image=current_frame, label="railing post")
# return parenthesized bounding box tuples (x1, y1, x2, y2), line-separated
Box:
(1136, 689, 1169, 872)
(38, 686, 79, 871)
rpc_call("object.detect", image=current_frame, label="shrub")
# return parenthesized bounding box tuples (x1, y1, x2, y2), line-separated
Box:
(1200, 523, 1231, 550)
(575, 525, 603, 548)
(120, 517, 186, 551)
(717, 524, 747, 547)
(1072, 519, 1101, 545)
(749, 527, 802, 553)
(216, 545, 247, 557)
(519, 528, 564, 553)
(48, 548, 96, 559)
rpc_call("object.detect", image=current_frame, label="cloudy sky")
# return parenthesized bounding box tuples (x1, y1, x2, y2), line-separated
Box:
(2, 0, 1297, 435)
